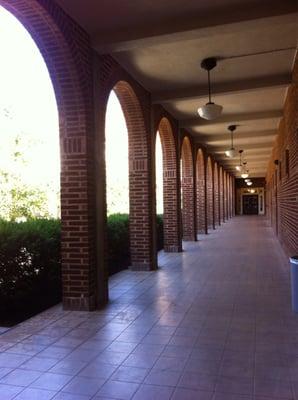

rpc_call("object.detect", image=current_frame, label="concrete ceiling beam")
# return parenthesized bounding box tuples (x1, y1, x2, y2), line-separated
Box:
(152, 74, 291, 103)
(92, 12, 297, 54)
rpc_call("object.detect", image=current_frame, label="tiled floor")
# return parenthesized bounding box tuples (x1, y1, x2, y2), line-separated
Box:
(1, 216, 297, 400)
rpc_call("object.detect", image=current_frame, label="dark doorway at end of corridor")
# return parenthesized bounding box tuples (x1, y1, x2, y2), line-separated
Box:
(235, 177, 265, 216)
(243, 194, 259, 214)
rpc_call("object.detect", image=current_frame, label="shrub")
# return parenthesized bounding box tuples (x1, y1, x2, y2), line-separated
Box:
(107, 213, 164, 274)
(156, 214, 164, 251)
(0, 218, 61, 325)
(0, 214, 164, 325)
(107, 213, 131, 275)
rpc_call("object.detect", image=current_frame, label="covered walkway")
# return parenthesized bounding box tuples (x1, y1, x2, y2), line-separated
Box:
(0, 216, 297, 399)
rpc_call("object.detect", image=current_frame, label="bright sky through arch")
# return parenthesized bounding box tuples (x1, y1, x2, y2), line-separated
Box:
(0, 6, 60, 216)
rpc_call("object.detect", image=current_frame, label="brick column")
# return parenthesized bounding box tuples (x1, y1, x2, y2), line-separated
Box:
(181, 135, 196, 241)
(158, 116, 182, 252)
(196, 148, 207, 234)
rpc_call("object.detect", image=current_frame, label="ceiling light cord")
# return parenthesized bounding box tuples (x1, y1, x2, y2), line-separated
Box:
(208, 70, 211, 104)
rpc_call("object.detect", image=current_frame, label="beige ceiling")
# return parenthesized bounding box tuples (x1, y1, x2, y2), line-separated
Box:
(56, 0, 298, 177)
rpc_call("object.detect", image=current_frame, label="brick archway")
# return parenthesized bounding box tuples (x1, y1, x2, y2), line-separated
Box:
(214, 162, 220, 226)
(196, 148, 207, 234)
(111, 81, 156, 271)
(181, 136, 196, 241)
(156, 117, 182, 252)
(206, 156, 214, 229)
(224, 171, 228, 220)
(219, 166, 224, 223)
(0, 1, 99, 310)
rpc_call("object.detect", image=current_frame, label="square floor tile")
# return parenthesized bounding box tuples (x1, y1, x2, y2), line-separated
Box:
(132, 384, 173, 400)
(13, 387, 57, 400)
(111, 366, 149, 383)
(0, 383, 24, 399)
(171, 387, 213, 400)
(97, 380, 139, 399)
(62, 376, 105, 396)
(49, 360, 87, 375)
(78, 362, 117, 379)
(0, 369, 41, 386)
(20, 357, 59, 372)
(31, 372, 73, 391)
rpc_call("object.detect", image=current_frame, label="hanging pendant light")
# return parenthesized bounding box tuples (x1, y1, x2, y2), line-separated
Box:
(235, 149, 243, 171)
(197, 58, 223, 120)
(225, 125, 237, 158)
(241, 162, 249, 179)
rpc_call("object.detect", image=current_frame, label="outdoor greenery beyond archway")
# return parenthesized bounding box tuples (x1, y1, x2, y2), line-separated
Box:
(0, 6, 61, 325)
(105, 90, 131, 275)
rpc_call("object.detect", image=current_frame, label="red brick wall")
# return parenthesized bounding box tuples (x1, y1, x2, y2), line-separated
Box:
(206, 157, 214, 229)
(0, 0, 102, 310)
(155, 114, 182, 252)
(266, 56, 298, 256)
(196, 148, 207, 234)
(96, 57, 157, 271)
(214, 162, 220, 226)
(2, 0, 237, 310)
(219, 166, 224, 223)
(181, 135, 196, 241)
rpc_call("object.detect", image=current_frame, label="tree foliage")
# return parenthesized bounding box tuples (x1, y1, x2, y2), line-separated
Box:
(0, 135, 51, 221)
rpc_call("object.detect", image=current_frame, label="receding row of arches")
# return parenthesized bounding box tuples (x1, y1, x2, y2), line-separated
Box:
(0, 0, 235, 310)
(106, 82, 235, 266)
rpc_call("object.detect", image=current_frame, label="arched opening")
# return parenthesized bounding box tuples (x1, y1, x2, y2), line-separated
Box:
(155, 132, 163, 215)
(206, 156, 214, 229)
(1, 1, 99, 312)
(155, 130, 164, 252)
(105, 90, 130, 275)
(0, 6, 61, 324)
(156, 118, 181, 252)
(214, 162, 219, 226)
(105, 80, 156, 271)
(219, 166, 224, 223)
(196, 148, 206, 234)
(224, 171, 228, 220)
(230, 175, 234, 217)
(181, 136, 196, 241)
(227, 174, 230, 218)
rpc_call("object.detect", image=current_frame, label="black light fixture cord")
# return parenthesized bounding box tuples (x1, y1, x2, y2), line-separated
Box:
(231, 131, 234, 149)
(208, 70, 211, 103)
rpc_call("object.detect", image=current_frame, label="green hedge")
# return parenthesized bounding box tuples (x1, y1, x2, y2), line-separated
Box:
(0, 219, 61, 325)
(107, 213, 164, 274)
(107, 213, 131, 275)
(0, 215, 164, 325)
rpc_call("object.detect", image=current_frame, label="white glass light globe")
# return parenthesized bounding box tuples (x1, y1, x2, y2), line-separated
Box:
(247, 181, 253, 186)
(198, 102, 223, 120)
(225, 148, 237, 158)
(241, 172, 249, 179)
